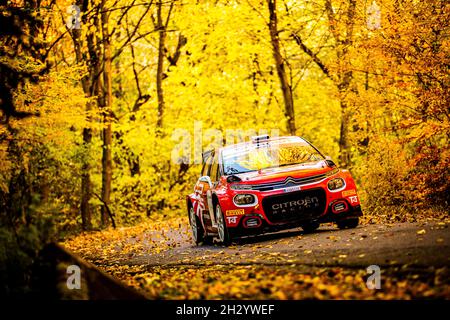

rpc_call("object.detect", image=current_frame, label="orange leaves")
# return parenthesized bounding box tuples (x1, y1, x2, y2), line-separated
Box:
(416, 229, 426, 235)
(62, 216, 450, 300)
(62, 216, 190, 264)
(106, 264, 450, 300)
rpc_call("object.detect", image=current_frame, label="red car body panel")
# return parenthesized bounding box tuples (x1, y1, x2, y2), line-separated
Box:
(187, 136, 362, 241)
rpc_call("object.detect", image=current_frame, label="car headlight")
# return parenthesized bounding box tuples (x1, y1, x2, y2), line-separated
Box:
(328, 178, 345, 190)
(233, 194, 256, 206)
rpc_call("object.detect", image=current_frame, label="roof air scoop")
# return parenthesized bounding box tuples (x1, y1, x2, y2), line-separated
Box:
(251, 135, 270, 149)
(251, 135, 270, 144)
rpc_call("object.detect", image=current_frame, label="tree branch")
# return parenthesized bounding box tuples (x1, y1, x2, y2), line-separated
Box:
(167, 33, 187, 66)
(93, 192, 116, 229)
(291, 32, 334, 82)
(111, 0, 153, 61)
(325, 0, 339, 43)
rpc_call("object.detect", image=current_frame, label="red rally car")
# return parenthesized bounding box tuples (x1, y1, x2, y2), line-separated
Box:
(186, 135, 362, 245)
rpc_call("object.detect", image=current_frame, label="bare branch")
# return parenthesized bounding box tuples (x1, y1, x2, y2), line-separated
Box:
(93, 192, 116, 229)
(325, 0, 339, 43)
(291, 32, 334, 82)
(111, 0, 154, 61)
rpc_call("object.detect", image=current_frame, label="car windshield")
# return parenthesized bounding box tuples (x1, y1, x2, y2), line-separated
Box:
(222, 141, 324, 175)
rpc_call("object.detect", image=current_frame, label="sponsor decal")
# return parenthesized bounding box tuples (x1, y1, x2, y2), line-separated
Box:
(342, 189, 356, 197)
(272, 196, 319, 212)
(227, 216, 237, 224)
(349, 196, 359, 204)
(283, 185, 301, 193)
(225, 209, 245, 216)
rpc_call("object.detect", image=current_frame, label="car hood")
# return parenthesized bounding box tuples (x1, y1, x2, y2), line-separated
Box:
(234, 160, 333, 185)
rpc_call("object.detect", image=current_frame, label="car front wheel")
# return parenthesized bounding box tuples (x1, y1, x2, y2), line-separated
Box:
(337, 217, 359, 229)
(301, 221, 320, 233)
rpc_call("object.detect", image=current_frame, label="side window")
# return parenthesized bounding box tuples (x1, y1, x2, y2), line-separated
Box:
(201, 153, 213, 177)
(210, 153, 219, 182)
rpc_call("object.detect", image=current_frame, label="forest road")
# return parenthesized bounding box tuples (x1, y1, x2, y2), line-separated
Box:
(124, 221, 450, 269)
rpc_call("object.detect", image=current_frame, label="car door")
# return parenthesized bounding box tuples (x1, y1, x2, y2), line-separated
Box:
(207, 153, 220, 227)
(193, 151, 215, 229)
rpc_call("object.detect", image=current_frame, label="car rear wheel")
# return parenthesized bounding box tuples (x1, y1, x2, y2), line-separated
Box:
(301, 221, 320, 233)
(215, 204, 231, 246)
(189, 206, 207, 245)
(337, 217, 359, 229)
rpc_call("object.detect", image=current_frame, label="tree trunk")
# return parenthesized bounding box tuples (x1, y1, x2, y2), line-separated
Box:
(156, 0, 165, 130)
(338, 99, 351, 167)
(73, 0, 93, 230)
(80, 127, 92, 230)
(336, 0, 356, 168)
(100, 1, 113, 227)
(267, 0, 296, 135)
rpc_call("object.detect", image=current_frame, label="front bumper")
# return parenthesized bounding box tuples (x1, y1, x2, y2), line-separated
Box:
(223, 170, 362, 228)
(320, 204, 363, 222)
(229, 204, 363, 237)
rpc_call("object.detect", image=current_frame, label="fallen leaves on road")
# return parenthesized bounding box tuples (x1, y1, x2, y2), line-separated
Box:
(62, 217, 191, 264)
(62, 218, 450, 300)
(102, 264, 450, 300)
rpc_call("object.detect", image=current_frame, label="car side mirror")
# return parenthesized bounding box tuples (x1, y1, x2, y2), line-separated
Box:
(226, 175, 241, 183)
(324, 156, 336, 168)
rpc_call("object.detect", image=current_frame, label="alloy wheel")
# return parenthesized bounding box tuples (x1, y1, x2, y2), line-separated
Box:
(189, 207, 198, 240)
(216, 205, 225, 242)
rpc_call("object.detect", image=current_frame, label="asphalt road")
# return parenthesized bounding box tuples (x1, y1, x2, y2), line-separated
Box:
(124, 221, 450, 269)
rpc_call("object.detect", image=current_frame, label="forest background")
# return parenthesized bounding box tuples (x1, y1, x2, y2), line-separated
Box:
(0, 0, 448, 296)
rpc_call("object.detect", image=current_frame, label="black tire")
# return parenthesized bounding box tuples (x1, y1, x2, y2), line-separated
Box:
(189, 205, 208, 245)
(215, 203, 231, 246)
(301, 221, 320, 233)
(337, 217, 359, 229)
